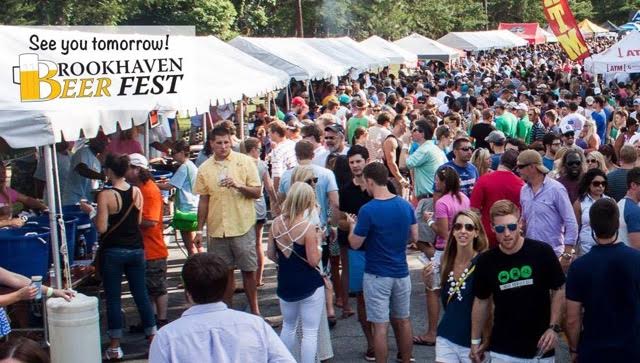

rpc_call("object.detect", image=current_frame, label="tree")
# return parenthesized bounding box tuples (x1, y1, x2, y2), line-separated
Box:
(591, 0, 639, 24)
(124, 0, 237, 39)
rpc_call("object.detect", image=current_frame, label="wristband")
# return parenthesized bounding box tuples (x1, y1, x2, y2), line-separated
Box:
(46, 287, 54, 298)
(428, 219, 435, 227)
(471, 338, 481, 345)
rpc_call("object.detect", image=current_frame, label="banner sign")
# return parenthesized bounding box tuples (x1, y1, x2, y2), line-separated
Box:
(542, 0, 590, 61)
(0, 26, 196, 112)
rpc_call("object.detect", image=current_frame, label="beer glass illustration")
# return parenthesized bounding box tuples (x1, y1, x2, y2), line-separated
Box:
(13, 54, 58, 102)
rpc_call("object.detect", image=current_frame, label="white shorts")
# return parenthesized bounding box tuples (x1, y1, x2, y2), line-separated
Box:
(435, 336, 473, 363)
(490, 351, 555, 363)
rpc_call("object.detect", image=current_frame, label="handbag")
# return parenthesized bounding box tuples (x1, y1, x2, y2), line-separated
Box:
(93, 196, 136, 281)
(170, 164, 198, 232)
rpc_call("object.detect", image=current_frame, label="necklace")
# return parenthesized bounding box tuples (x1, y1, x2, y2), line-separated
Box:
(446, 264, 475, 303)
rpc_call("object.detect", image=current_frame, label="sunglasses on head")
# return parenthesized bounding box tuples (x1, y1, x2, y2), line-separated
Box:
(453, 223, 476, 232)
(305, 177, 319, 185)
(494, 223, 518, 234)
(591, 180, 607, 187)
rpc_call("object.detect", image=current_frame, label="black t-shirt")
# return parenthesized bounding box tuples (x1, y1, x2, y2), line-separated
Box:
(566, 243, 640, 362)
(473, 239, 565, 359)
(337, 179, 395, 248)
(470, 123, 494, 151)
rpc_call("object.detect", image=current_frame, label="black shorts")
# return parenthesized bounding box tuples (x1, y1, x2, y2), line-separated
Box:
(145, 258, 168, 297)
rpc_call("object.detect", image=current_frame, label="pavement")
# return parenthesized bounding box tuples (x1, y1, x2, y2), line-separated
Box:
(93, 224, 570, 363)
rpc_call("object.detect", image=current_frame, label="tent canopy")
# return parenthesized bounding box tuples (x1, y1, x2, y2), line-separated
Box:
(334, 37, 390, 69)
(301, 37, 386, 71)
(437, 30, 527, 51)
(498, 23, 546, 44)
(0, 31, 290, 148)
(579, 19, 610, 35)
(600, 20, 621, 32)
(584, 31, 640, 74)
(620, 23, 640, 32)
(539, 28, 558, 43)
(229, 36, 351, 81)
(393, 33, 463, 62)
(359, 36, 418, 67)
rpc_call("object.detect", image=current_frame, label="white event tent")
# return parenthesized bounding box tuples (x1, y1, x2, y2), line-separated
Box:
(334, 37, 391, 69)
(438, 30, 527, 52)
(360, 36, 418, 67)
(229, 36, 352, 81)
(393, 33, 463, 62)
(584, 31, 640, 75)
(301, 37, 387, 72)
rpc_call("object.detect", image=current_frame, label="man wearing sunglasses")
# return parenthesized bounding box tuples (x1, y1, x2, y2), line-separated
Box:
(518, 150, 579, 271)
(435, 137, 479, 198)
(470, 200, 565, 363)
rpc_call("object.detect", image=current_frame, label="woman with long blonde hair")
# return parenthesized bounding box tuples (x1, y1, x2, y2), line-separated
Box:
(585, 151, 608, 174)
(471, 148, 492, 177)
(579, 120, 600, 153)
(267, 182, 325, 363)
(423, 210, 489, 363)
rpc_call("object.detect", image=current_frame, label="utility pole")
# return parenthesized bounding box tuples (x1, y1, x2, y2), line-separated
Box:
(295, 0, 304, 37)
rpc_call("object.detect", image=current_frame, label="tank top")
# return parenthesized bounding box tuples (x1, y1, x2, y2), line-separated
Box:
(102, 187, 142, 250)
(382, 134, 402, 174)
(273, 217, 324, 302)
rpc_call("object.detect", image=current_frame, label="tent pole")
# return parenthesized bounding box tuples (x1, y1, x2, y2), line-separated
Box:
(44, 145, 62, 289)
(144, 116, 150, 158)
(239, 100, 245, 140)
(308, 81, 316, 103)
(203, 110, 208, 147)
(286, 84, 291, 111)
(52, 145, 71, 289)
(266, 93, 271, 116)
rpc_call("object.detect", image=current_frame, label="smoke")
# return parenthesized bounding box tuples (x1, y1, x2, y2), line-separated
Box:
(319, 0, 351, 36)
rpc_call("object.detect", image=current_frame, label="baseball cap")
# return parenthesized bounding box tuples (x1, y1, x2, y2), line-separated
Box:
(338, 94, 352, 105)
(585, 96, 595, 105)
(634, 98, 640, 106)
(324, 124, 345, 136)
(560, 123, 575, 136)
(485, 130, 506, 144)
(517, 150, 549, 174)
(507, 101, 518, 109)
(291, 96, 306, 107)
(516, 103, 529, 112)
(482, 77, 492, 84)
(129, 153, 149, 170)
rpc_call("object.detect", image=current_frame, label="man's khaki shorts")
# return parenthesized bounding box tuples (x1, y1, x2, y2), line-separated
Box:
(207, 226, 257, 272)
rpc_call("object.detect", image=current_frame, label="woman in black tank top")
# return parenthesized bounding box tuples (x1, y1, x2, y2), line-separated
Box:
(88, 154, 156, 360)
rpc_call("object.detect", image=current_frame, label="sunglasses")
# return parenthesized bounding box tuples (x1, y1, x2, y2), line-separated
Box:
(591, 180, 607, 187)
(373, 108, 381, 112)
(305, 177, 319, 185)
(586, 159, 598, 164)
(494, 223, 518, 234)
(458, 147, 472, 152)
(566, 161, 582, 167)
(453, 223, 476, 232)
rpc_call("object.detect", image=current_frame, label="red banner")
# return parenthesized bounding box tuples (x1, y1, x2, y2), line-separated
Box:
(542, 0, 590, 62)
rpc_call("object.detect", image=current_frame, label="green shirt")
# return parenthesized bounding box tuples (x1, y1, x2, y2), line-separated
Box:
(347, 116, 369, 144)
(406, 140, 447, 196)
(495, 112, 518, 138)
(516, 116, 533, 144)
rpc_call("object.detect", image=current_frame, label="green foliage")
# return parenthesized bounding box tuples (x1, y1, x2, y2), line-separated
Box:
(0, 0, 631, 40)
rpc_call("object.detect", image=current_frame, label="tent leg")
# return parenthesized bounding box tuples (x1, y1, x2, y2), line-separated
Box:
(239, 100, 245, 140)
(286, 84, 291, 111)
(44, 145, 62, 289)
(144, 116, 150, 158)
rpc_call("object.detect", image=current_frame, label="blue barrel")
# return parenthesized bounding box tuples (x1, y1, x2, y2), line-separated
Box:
(0, 227, 50, 278)
(61, 205, 98, 257)
(26, 214, 78, 265)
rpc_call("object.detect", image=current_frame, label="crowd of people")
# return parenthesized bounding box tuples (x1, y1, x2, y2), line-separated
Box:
(2, 35, 640, 363)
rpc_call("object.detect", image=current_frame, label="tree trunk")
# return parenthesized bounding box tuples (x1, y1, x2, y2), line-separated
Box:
(295, 0, 304, 37)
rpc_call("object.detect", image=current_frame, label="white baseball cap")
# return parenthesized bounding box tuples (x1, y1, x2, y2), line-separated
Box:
(129, 153, 149, 170)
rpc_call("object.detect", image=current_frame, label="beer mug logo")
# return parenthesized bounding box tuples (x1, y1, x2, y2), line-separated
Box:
(12, 53, 61, 102)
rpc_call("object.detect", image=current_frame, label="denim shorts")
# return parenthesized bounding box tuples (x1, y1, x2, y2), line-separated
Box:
(362, 273, 411, 323)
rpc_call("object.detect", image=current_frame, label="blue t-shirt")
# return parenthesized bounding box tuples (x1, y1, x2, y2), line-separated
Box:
(437, 256, 479, 347)
(566, 243, 640, 362)
(170, 160, 199, 213)
(435, 161, 479, 197)
(618, 197, 640, 246)
(354, 196, 416, 278)
(279, 165, 338, 228)
(591, 110, 607, 143)
(62, 146, 101, 205)
(490, 153, 502, 171)
(542, 155, 555, 171)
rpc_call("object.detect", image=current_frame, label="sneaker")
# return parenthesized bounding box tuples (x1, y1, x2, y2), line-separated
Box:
(396, 352, 415, 362)
(104, 347, 123, 361)
(364, 348, 375, 361)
